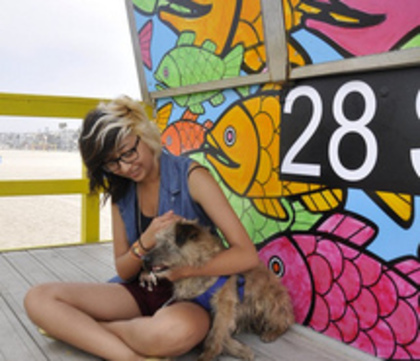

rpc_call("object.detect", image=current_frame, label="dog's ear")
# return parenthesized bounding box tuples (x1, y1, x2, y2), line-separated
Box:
(175, 222, 200, 247)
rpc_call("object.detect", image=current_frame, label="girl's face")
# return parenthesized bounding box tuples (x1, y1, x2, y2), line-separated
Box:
(103, 133, 156, 182)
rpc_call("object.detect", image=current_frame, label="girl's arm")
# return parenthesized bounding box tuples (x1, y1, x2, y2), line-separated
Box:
(173, 165, 260, 280)
(112, 203, 183, 281)
(111, 203, 143, 281)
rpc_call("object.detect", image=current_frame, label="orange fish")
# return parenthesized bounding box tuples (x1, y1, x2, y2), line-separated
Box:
(158, 0, 267, 73)
(204, 85, 344, 220)
(159, 0, 237, 55)
(204, 84, 413, 226)
(162, 119, 212, 155)
(156, 104, 212, 155)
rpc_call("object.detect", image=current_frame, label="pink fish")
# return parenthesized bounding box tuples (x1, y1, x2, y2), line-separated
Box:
(138, 20, 153, 70)
(300, 0, 420, 56)
(259, 213, 420, 360)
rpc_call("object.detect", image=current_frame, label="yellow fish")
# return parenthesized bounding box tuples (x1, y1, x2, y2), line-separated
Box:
(283, 0, 307, 67)
(159, 0, 267, 73)
(155, 102, 173, 133)
(204, 84, 413, 227)
(159, 0, 237, 55)
(366, 190, 413, 229)
(204, 84, 343, 220)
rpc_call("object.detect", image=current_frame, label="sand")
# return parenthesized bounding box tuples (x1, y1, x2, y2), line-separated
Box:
(0, 150, 112, 250)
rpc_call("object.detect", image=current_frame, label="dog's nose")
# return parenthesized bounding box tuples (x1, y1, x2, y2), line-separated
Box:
(142, 254, 152, 271)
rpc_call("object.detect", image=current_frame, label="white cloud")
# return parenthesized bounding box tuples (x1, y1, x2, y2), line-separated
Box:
(0, 0, 141, 99)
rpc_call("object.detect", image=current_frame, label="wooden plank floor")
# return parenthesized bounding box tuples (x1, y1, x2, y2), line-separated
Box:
(0, 244, 382, 361)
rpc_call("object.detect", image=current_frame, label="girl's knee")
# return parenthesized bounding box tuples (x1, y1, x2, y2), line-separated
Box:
(24, 283, 59, 320)
(152, 303, 210, 355)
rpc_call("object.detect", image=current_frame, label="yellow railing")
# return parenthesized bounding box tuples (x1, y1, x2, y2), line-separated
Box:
(0, 93, 152, 247)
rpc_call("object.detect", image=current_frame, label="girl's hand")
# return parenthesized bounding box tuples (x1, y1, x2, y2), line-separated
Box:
(154, 265, 193, 283)
(139, 266, 191, 290)
(140, 210, 182, 250)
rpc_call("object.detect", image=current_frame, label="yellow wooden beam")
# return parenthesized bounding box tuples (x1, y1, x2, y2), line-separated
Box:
(0, 93, 154, 119)
(0, 179, 89, 196)
(0, 93, 108, 118)
(0, 92, 154, 246)
(81, 192, 101, 243)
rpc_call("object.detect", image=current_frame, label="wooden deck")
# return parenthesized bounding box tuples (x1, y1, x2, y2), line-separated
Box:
(0, 243, 382, 361)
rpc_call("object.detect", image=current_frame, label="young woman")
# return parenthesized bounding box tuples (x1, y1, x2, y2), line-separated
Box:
(24, 95, 259, 361)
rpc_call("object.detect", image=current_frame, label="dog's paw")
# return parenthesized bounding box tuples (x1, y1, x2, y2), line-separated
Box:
(244, 353, 255, 361)
(260, 331, 281, 343)
(197, 346, 222, 361)
(197, 353, 215, 361)
(138, 271, 158, 291)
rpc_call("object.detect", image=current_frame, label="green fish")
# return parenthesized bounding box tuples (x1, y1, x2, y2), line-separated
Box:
(132, 0, 205, 16)
(132, 0, 169, 15)
(155, 31, 244, 114)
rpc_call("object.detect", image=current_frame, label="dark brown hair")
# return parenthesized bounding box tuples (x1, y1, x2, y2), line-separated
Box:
(78, 96, 161, 203)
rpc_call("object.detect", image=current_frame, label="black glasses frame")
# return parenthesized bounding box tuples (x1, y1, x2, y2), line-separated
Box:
(102, 136, 141, 172)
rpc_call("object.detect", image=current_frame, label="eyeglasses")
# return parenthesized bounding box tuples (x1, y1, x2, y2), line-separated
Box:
(102, 136, 141, 172)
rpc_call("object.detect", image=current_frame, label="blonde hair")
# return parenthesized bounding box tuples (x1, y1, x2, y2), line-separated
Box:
(79, 95, 161, 202)
(82, 95, 161, 162)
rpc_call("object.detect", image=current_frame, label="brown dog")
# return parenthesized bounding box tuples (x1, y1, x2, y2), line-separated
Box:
(142, 220, 294, 361)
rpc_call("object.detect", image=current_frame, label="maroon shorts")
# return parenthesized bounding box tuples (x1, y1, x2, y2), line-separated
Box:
(121, 278, 174, 316)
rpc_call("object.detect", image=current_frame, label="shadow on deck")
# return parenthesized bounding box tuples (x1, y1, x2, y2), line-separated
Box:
(0, 243, 382, 361)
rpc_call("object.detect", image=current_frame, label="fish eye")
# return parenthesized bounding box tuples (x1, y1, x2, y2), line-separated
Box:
(163, 66, 169, 78)
(165, 135, 173, 146)
(269, 256, 285, 277)
(224, 126, 236, 147)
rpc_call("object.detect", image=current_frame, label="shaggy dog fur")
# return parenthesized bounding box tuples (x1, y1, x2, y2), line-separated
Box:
(142, 220, 295, 361)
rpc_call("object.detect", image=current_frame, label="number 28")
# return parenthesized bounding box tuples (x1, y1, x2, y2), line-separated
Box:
(281, 81, 378, 182)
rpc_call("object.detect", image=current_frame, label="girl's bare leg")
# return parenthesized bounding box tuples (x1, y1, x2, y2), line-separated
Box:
(104, 302, 211, 357)
(24, 282, 145, 361)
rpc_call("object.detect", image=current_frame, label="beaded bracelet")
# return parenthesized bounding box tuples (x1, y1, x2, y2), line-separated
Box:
(129, 242, 144, 260)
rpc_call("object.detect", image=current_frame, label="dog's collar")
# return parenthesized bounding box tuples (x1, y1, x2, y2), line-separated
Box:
(192, 275, 245, 312)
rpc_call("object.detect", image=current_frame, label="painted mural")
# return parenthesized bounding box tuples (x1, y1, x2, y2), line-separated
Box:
(133, 0, 266, 92)
(283, 0, 420, 66)
(130, 1, 419, 360)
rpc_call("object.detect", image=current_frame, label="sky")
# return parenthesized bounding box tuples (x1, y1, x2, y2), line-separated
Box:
(0, 0, 141, 133)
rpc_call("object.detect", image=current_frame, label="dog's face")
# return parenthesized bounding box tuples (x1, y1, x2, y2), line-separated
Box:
(142, 220, 221, 274)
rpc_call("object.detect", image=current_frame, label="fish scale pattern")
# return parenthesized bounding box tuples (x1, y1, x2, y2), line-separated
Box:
(300, 236, 419, 359)
(177, 46, 224, 86)
(204, 87, 344, 220)
(258, 213, 420, 360)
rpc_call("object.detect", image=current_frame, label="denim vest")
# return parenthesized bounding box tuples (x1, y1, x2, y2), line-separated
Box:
(109, 152, 216, 283)
(117, 151, 215, 246)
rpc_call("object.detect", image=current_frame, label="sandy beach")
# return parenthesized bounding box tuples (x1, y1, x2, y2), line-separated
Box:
(0, 150, 112, 250)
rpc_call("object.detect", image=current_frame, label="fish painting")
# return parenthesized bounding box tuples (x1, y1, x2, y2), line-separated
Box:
(282, 0, 310, 67)
(138, 20, 153, 70)
(229, 0, 266, 73)
(132, 0, 169, 15)
(154, 0, 236, 55)
(155, 102, 212, 155)
(365, 190, 413, 229)
(202, 84, 413, 226)
(258, 212, 420, 360)
(161, 119, 212, 156)
(155, 102, 174, 134)
(154, 31, 244, 114)
(152, 0, 266, 73)
(291, 0, 420, 56)
(204, 85, 344, 220)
